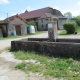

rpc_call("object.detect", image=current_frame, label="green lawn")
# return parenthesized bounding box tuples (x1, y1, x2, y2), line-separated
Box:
(59, 26, 80, 35)
(0, 31, 43, 40)
(13, 51, 80, 80)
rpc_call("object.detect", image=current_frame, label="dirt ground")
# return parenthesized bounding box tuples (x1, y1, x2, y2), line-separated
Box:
(0, 51, 64, 80)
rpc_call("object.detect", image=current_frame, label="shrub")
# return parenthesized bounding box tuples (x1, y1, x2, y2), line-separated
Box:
(75, 16, 80, 26)
(63, 22, 76, 34)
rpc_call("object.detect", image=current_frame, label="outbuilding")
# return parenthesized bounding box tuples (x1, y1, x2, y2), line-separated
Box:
(5, 14, 28, 36)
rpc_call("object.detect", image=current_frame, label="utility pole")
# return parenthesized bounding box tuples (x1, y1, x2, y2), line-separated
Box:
(7, 13, 9, 22)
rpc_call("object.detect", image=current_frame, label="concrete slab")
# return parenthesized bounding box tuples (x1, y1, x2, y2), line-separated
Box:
(0, 76, 10, 80)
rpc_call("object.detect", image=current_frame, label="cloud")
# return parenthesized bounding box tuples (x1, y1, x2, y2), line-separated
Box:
(62, 9, 80, 16)
(54, 6, 59, 10)
(11, 13, 16, 16)
(26, 6, 35, 11)
(78, 1, 80, 6)
(0, 0, 10, 4)
(22, 6, 35, 13)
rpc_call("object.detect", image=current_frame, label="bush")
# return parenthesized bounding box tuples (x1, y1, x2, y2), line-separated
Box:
(63, 22, 76, 34)
(75, 16, 80, 26)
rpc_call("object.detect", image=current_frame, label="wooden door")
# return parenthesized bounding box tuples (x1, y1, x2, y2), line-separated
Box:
(15, 25, 21, 36)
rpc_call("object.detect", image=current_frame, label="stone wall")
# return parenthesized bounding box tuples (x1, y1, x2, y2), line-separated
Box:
(27, 38, 80, 43)
(8, 18, 27, 36)
(0, 29, 2, 37)
(11, 38, 80, 58)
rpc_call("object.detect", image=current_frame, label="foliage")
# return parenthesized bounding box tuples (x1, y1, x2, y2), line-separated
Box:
(64, 12, 72, 18)
(63, 22, 76, 34)
(75, 16, 80, 26)
(14, 51, 80, 79)
(28, 20, 36, 26)
(59, 26, 80, 35)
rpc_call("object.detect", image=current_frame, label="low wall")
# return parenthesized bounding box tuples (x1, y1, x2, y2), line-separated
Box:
(11, 40, 80, 58)
(28, 38, 80, 43)
(23, 38, 80, 43)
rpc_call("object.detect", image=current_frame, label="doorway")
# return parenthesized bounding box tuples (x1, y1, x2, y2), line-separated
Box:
(15, 25, 21, 36)
(0, 25, 8, 37)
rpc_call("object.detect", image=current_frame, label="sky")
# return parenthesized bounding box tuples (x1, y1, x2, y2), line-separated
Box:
(0, 0, 80, 20)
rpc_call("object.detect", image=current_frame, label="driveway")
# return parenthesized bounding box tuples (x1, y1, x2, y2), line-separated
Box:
(0, 32, 48, 50)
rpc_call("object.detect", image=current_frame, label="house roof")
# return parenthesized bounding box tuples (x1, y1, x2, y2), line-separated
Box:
(20, 7, 65, 20)
(20, 7, 50, 19)
(5, 14, 28, 23)
(0, 20, 8, 25)
(41, 13, 58, 18)
(40, 13, 66, 19)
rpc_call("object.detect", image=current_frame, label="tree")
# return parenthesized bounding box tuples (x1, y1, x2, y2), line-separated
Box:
(28, 20, 36, 26)
(64, 12, 72, 18)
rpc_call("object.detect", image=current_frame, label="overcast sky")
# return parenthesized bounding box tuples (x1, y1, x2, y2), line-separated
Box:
(0, 0, 80, 20)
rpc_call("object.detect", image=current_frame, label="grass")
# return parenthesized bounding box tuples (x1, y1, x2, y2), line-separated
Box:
(0, 46, 10, 53)
(76, 26, 80, 34)
(27, 31, 43, 36)
(0, 35, 19, 40)
(0, 31, 43, 40)
(13, 51, 80, 79)
(59, 26, 80, 35)
(58, 30, 67, 35)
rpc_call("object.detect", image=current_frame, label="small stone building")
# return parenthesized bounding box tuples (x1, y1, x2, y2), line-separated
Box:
(6, 14, 28, 36)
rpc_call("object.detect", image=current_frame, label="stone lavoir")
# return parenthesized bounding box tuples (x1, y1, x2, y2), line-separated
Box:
(11, 17, 80, 58)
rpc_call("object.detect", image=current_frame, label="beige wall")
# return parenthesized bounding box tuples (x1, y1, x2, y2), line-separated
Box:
(8, 18, 27, 35)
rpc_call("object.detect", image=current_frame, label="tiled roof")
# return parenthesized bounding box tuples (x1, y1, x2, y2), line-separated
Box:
(20, 7, 66, 19)
(19, 7, 50, 19)
(5, 14, 28, 23)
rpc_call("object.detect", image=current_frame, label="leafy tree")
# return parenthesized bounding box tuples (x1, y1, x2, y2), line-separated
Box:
(28, 20, 36, 26)
(64, 12, 72, 18)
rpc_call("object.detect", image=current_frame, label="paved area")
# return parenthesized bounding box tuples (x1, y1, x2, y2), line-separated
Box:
(0, 32, 48, 50)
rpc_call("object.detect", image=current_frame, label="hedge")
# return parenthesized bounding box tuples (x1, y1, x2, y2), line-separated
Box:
(63, 22, 76, 34)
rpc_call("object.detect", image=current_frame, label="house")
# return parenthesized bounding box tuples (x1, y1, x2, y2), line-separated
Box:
(19, 7, 67, 30)
(4, 14, 28, 36)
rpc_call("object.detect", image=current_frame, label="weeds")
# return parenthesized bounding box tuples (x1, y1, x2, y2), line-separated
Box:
(14, 51, 80, 79)
(15, 61, 26, 70)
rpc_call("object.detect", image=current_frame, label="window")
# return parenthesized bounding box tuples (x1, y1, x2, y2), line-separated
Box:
(42, 24, 43, 28)
(41, 19, 43, 23)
